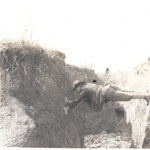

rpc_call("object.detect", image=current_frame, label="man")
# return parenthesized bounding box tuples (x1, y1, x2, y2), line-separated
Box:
(63, 80, 150, 115)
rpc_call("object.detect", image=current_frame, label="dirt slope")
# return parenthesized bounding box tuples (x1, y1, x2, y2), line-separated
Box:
(0, 40, 84, 147)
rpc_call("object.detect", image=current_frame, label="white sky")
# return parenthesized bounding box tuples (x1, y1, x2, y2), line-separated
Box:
(0, 0, 150, 73)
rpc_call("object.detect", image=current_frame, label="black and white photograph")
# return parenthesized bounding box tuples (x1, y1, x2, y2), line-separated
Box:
(0, 0, 150, 148)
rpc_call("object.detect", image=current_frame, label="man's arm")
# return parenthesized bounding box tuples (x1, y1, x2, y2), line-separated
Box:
(68, 90, 87, 109)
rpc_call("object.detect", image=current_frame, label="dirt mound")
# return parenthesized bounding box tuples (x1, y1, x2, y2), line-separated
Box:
(0, 40, 84, 147)
(66, 65, 131, 135)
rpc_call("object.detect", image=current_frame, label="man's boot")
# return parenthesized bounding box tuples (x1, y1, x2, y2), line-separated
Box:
(133, 94, 150, 106)
(63, 106, 69, 115)
(145, 95, 150, 106)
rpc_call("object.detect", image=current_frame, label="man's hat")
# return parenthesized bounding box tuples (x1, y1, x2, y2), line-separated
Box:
(72, 80, 85, 91)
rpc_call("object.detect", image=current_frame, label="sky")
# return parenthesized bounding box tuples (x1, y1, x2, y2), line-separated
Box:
(0, 0, 150, 73)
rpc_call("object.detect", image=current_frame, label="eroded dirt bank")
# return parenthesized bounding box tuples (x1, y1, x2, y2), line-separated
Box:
(0, 41, 83, 147)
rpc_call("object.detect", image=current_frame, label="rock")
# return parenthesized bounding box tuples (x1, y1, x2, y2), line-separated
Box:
(84, 132, 131, 148)
(90, 143, 101, 148)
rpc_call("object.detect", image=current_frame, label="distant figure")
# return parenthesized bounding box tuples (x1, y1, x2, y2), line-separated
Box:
(104, 67, 116, 84)
(63, 80, 150, 115)
(106, 68, 110, 74)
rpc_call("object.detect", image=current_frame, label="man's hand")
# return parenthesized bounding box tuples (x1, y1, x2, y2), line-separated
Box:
(63, 107, 69, 115)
